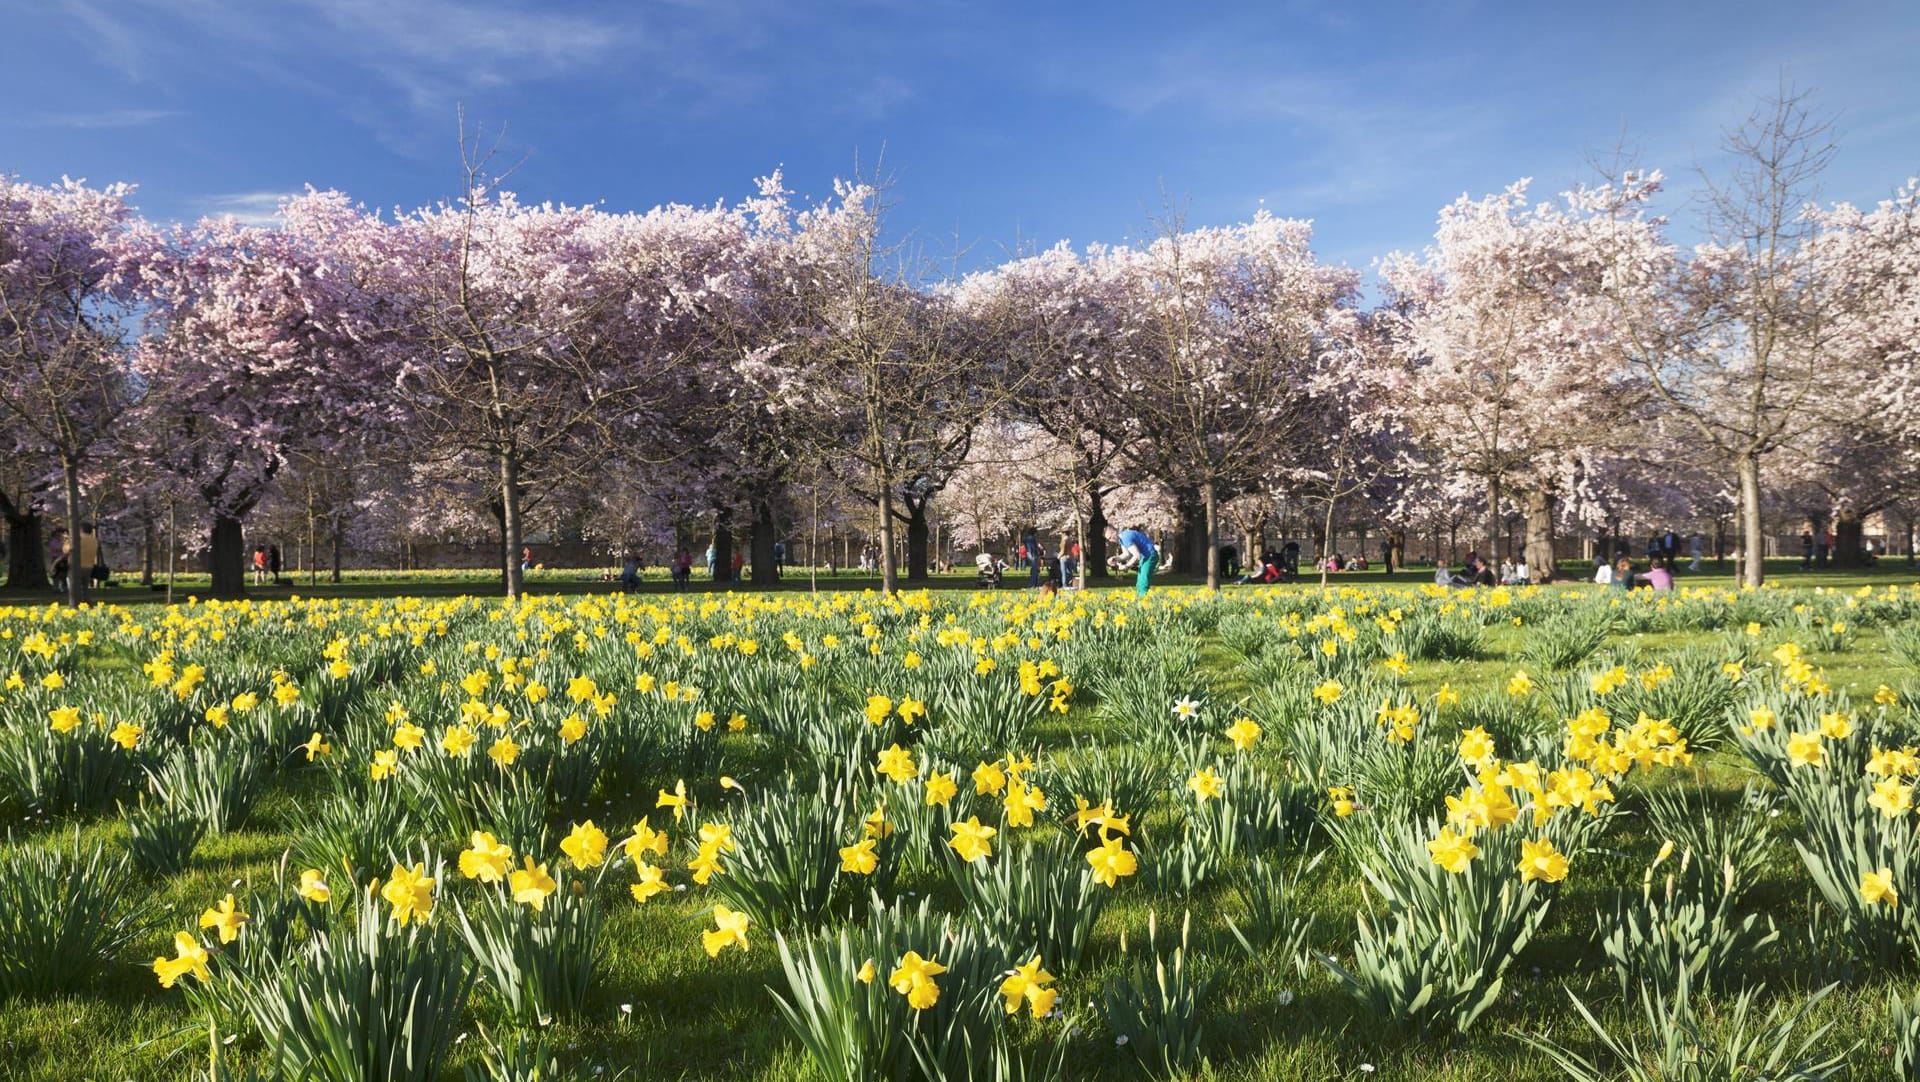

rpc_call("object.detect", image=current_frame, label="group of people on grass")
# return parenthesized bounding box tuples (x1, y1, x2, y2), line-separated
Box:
(977, 531, 1086, 594)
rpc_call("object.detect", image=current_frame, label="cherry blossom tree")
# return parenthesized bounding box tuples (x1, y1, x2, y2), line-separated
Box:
(130, 195, 394, 597)
(1380, 174, 1656, 582)
(963, 243, 1146, 576)
(1105, 210, 1362, 588)
(736, 178, 1026, 592)
(378, 151, 749, 597)
(0, 176, 149, 598)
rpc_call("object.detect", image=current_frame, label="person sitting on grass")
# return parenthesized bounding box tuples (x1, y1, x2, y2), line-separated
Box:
(1237, 554, 1283, 585)
(1637, 556, 1674, 591)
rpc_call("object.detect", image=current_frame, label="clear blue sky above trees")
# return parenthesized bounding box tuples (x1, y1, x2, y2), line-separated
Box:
(4, 0, 1916, 274)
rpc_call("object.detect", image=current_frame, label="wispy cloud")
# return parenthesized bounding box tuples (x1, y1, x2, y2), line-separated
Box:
(195, 191, 297, 227)
(55, 0, 148, 80)
(26, 108, 182, 129)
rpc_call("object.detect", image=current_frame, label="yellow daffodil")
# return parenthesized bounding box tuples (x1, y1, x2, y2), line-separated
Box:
(1426, 826, 1480, 873)
(1862, 868, 1899, 907)
(198, 894, 249, 944)
(702, 905, 750, 955)
(839, 838, 879, 875)
(297, 869, 332, 903)
(1225, 717, 1262, 751)
(1086, 831, 1138, 887)
(381, 862, 435, 926)
(560, 820, 608, 868)
(948, 817, 997, 863)
(630, 862, 668, 903)
(1187, 766, 1224, 802)
(153, 931, 211, 988)
(998, 956, 1059, 1017)
(889, 950, 946, 1009)
(509, 856, 557, 910)
(1517, 837, 1569, 883)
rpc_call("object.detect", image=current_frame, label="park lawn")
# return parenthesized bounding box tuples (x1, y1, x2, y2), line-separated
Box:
(17, 554, 1920, 609)
(0, 574, 1917, 1081)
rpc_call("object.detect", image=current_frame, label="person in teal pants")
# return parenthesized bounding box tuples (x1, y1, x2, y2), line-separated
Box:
(1108, 525, 1158, 597)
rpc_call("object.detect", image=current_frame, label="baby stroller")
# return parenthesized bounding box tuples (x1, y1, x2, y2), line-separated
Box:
(975, 556, 1005, 589)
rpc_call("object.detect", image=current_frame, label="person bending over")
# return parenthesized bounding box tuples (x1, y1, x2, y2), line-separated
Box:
(1107, 525, 1158, 597)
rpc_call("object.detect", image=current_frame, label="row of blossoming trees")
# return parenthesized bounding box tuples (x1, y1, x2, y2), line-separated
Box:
(2, 95, 1917, 602)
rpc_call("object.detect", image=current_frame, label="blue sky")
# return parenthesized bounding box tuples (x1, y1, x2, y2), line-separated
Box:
(4, 0, 1916, 275)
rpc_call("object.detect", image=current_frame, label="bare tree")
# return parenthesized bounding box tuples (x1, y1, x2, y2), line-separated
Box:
(1601, 84, 1875, 586)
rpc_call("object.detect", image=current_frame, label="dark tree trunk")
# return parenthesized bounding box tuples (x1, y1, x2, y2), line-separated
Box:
(1086, 486, 1110, 578)
(330, 517, 344, 583)
(750, 495, 779, 587)
(1171, 487, 1204, 575)
(712, 508, 734, 584)
(141, 514, 155, 587)
(1485, 476, 1504, 564)
(1523, 487, 1558, 583)
(61, 457, 84, 607)
(904, 499, 930, 582)
(2, 494, 48, 590)
(1202, 479, 1220, 591)
(1832, 510, 1866, 568)
(208, 512, 247, 599)
(487, 498, 507, 584)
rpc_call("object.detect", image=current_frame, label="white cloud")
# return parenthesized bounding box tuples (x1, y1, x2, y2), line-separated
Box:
(30, 108, 183, 129)
(195, 191, 298, 227)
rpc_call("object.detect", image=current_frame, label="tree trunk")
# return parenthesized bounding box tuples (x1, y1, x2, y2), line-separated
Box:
(1202, 479, 1220, 591)
(1832, 509, 1865, 568)
(1736, 452, 1765, 588)
(330, 516, 344, 584)
(1485, 476, 1504, 564)
(489, 500, 507, 584)
(208, 512, 247, 599)
(712, 507, 734, 584)
(1523, 488, 1557, 583)
(1085, 485, 1110, 578)
(307, 489, 319, 587)
(876, 482, 899, 593)
(750, 495, 779, 587)
(904, 501, 930, 582)
(1387, 529, 1406, 572)
(61, 457, 84, 606)
(2, 495, 48, 590)
(1169, 487, 1204, 575)
(500, 450, 524, 599)
(1319, 490, 1339, 589)
(141, 513, 155, 587)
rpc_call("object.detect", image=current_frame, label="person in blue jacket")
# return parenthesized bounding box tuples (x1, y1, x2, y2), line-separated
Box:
(1106, 524, 1158, 597)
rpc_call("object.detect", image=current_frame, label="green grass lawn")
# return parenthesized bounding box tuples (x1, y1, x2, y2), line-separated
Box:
(20, 555, 1920, 607)
(1, 577, 1917, 1080)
